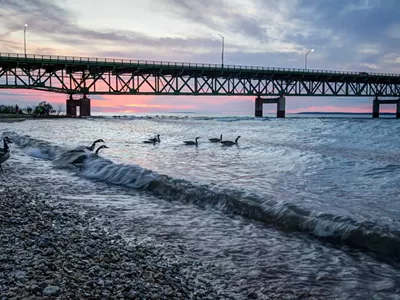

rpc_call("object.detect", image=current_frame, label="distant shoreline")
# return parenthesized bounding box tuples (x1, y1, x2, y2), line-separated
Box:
(296, 112, 395, 115)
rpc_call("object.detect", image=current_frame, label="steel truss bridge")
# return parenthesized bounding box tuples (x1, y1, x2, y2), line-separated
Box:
(0, 53, 399, 117)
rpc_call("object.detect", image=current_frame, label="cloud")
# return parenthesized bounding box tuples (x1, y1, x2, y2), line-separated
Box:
(340, 0, 376, 15)
(0, 0, 399, 114)
(0, 0, 219, 58)
(386, 23, 400, 39)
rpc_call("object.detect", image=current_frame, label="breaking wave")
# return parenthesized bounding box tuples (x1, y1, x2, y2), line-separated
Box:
(4, 132, 400, 262)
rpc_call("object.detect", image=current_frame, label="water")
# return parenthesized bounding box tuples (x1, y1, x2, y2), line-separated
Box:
(1, 114, 400, 299)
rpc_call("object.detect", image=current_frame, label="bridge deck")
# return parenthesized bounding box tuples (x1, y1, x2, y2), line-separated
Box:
(1, 53, 399, 84)
(0, 53, 399, 96)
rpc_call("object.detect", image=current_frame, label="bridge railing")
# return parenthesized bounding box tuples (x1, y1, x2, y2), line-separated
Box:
(1, 52, 399, 77)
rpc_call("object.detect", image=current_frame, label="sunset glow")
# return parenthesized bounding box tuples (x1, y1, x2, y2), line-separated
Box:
(0, 0, 399, 114)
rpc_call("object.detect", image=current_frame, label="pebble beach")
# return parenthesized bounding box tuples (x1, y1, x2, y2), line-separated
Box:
(0, 184, 224, 299)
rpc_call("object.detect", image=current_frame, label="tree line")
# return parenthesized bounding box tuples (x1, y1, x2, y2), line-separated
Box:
(0, 101, 64, 116)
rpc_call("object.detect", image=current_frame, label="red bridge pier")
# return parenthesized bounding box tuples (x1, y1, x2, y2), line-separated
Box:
(255, 96, 286, 118)
(372, 97, 400, 118)
(66, 95, 91, 117)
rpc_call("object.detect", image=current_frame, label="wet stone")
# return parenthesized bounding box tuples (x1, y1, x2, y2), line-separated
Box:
(43, 285, 61, 295)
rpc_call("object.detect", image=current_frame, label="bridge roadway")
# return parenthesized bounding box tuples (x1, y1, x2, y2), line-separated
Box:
(0, 53, 399, 117)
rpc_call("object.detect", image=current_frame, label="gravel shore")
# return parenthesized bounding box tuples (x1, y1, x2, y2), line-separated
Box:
(0, 183, 221, 299)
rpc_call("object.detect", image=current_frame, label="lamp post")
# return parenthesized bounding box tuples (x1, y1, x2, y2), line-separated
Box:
(24, 24, 28, 58)
(218, 33, 224, 68)
(305, 48, 314, 69)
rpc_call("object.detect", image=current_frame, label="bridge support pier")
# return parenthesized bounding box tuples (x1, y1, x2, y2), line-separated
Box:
(80, 96, 91, 117)
(255, 96, 286, 118)
(372, 97, 400, 119)
(66, 95, 91, 117)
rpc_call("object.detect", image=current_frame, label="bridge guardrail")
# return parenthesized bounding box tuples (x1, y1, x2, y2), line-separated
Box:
(0, 52, 399, 77)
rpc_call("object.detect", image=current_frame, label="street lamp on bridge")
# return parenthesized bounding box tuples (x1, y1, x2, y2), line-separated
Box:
(305, 48, 314, 69)
(24, 24, 28, 58)
(218, 33, 224, 68)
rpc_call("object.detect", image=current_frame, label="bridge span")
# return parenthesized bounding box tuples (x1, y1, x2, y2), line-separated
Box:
(0, 53, 399, 118)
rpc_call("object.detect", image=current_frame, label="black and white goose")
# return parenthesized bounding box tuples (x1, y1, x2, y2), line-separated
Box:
(86, 139, 105, 151)
(0, 136, 12, 171)
(221, 136, 241, 146)
(70, 145, 109, 169)
(69, 139, 105, 153)
(183, 137, 200, 146)
(209, 134, 222, 143)
(143, 134, 160, 144)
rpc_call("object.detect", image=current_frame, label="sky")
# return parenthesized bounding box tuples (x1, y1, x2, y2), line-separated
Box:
(0, 0, 399, 114)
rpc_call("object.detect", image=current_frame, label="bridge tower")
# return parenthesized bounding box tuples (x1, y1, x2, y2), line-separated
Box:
(255, 96, 286, 118)
(372, 97, 400, 118)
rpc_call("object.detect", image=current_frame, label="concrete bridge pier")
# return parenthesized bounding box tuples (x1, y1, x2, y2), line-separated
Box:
(80, 96, 91, 116)
(66, 95, 91, 117)
(372, 97, 400, 118)
(255, 97, 263, 117)
(255, 96, 286, 118)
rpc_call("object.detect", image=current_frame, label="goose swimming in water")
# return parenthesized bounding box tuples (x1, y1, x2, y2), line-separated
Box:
(143, 134, 160, 144)
(149, 134, 161, 143)
(143, 139, 156, 144)
(69, 139, 105, 153)
(183, 137, 200, 146)
(0, 136, 12, 171)
(209, 134, 222, 143)
(86, 139, 105, 151)
(70, 145, 109, 169)
(221, 136, 240, 146)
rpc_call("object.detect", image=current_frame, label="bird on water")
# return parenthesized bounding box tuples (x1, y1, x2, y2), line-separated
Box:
(0, 136, 12, 171)
(221, 136, 241, 146)
(143, 134, 160, 144)
(70, 145, 109, 169)
(183, 137, 200, 146)
(86, 139, 105, 151)
(68, 139, 105, 153)
(209, 134, 222, 143)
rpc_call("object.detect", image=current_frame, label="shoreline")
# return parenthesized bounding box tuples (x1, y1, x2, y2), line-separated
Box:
(0, 182, 221, 299)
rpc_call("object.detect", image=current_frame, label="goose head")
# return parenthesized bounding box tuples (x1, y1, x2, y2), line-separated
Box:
(3, 137, 12, 144)
(95, 145, 109, 154)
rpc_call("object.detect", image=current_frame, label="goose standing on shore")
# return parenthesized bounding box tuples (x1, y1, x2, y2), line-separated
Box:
(209, 134, 222, 143)
(183, 137, 200, 146)
(70, 145, 109, 169)
(0, 136, 12, 171)
(221, 136, 241, 146)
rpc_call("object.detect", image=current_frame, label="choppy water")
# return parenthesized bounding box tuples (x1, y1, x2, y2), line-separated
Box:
(1, 115, 400, 299)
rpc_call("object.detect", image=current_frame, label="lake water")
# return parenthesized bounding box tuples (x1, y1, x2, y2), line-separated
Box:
(1, 113, 400, 299)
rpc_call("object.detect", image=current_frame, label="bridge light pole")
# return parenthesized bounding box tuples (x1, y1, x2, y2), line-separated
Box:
(305, 48, 314, 69)
(305, 49, 314, 70)
(24, 24, 28, 58)
(218, 33, 224, 68)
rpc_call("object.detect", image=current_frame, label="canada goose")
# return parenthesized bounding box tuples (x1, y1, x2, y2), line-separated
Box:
(209, 134, 222, 143)
(183, 137, 200, 146)
(221, 136, 240, 146)
(70, 145, 109, 169)
(68, 139, 105, 153)
(0, 137, 12, 171)
(86, 139, 105, 151)
(143, 134, 160, 144)
(148, 134, 161, 143)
